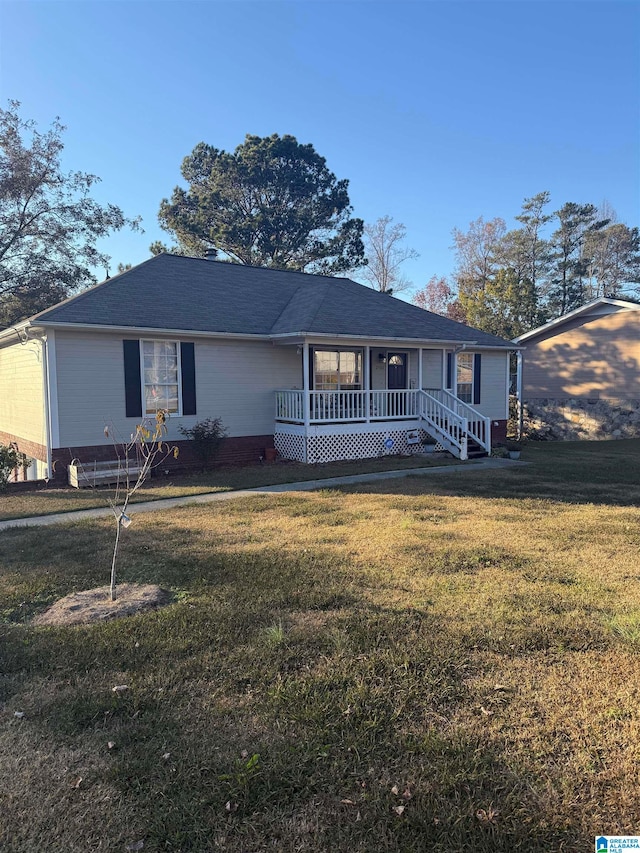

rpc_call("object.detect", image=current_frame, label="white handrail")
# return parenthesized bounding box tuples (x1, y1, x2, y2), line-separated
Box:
(423, 388, 491, 453)
(417, 390, 468, 459)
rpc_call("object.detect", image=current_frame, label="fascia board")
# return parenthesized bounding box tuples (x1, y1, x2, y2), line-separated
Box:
(31, 321, 272, 341)
(514, 298, 640, 343)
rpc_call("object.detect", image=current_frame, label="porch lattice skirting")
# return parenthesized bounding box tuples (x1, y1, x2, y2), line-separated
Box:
(274, 421, 429, 464)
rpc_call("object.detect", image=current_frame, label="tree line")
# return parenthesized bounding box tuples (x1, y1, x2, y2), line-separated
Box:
(412, 193, 640, 339)
(1, 101, 638, 340)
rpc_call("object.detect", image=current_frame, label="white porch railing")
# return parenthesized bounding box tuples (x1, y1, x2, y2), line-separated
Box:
(276, 389, 421, 424)
(423, 389, 492, 453)
(275, 388, 491, 460)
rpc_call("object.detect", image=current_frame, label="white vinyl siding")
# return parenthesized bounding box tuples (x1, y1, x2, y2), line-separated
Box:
(47, 331, 512, 449)
(54, 331, 302, 446)
(421, 349, 442, 389)
(473, 351, 509, 420)
(0, 340, 45, 444)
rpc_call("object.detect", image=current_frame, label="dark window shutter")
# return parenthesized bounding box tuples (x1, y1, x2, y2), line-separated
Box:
(473, 353, 482, 405)
(180, 342, 197, 416)
(309, 347, 314, 390)
(446, 352, 453, 389)
(123, 340, 142, 418)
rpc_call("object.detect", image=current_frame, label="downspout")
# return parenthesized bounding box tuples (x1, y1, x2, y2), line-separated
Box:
(41, 335, 53, 480)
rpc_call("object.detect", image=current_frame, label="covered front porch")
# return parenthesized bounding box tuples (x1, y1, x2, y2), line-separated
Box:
(275, 388, 490, 463)
(271, 341, 492, 465)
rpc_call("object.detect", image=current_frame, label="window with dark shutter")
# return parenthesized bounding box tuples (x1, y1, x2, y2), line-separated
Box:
(180, 342, 197, 416)
(473, 353, 482, 405)
(446, 352, 453, 390)
(123, 340, 143, 418)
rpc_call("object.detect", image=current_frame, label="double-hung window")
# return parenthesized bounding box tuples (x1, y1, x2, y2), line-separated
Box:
(456, 352, 473, 403)
(313, 350, 363, 391)
(142, 340, 181, 414)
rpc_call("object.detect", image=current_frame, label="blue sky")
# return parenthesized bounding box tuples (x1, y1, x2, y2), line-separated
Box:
(1, 0, 638, 297)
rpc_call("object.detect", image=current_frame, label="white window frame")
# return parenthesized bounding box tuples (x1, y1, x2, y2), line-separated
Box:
(456, 352, 473, 403)
(313, 348, 363, 391)
(140, 339, 182, 416)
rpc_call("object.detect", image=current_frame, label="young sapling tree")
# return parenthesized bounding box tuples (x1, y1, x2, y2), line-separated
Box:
(74, 410, 178, 601)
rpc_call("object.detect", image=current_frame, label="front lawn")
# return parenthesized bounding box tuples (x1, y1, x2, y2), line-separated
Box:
(0, 452, 456, 521)
(1, 439, 639, 851)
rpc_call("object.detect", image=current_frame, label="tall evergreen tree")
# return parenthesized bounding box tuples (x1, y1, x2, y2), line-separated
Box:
(514, 191, 552, 295)
(545, 203, 608, 316)
(157, 134, 365, 274)
(583, 222, 640, 299)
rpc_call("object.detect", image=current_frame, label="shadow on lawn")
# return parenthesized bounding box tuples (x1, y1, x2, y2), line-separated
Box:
(328, 450, 640, 507)
(1, 592, 601, 853)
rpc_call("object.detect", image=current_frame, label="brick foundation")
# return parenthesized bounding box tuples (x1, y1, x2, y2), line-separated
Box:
(49, 434, 275, 484)
(491, 420, 508, 445)
(0, 431, 47, 463)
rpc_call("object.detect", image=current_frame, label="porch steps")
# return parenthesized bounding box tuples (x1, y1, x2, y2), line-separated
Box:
(466, 439, 488, 459)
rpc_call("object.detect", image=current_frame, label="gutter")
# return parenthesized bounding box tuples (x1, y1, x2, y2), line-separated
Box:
(30, 321, 273, 341)
(272, 331, 480, 345)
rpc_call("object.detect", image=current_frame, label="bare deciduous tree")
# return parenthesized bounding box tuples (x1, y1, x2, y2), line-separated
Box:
(360, 216, 418, 294)
(412, 275, 466, 322)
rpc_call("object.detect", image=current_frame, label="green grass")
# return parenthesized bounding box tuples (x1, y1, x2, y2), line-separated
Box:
(0, 452, 456, 521)
(1, 439, 640, 851)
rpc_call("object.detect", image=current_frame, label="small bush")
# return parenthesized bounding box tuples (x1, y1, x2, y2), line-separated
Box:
(491, 444, 509, 458)
(179, 417, 228, 470)
(0, 443, 20, 488)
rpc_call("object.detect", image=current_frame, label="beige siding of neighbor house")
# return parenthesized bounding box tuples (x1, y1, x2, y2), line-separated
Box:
(54, 330, 302, 447)
(522, 311, 640, 400)
(0, 339, 45, 445)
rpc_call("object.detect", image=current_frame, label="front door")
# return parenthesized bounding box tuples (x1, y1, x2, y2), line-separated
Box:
(387, 352, 407, 389)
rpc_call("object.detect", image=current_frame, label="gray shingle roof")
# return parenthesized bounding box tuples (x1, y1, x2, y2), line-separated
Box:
(31, 254, 513, 348)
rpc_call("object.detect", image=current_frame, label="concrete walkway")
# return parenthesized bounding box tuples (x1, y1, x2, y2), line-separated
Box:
(0, 457, 522, 532)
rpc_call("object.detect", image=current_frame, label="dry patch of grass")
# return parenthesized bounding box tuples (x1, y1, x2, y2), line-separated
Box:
(1, 440, 640, 851)
(32, 583, 171, 626)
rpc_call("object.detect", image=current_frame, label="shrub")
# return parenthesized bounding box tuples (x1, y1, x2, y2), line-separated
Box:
(179, 417, 228, 470)
(0, 443, 20, 488)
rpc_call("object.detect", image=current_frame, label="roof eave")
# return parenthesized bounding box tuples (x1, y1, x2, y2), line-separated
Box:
(27, 321, 273, 341)
(514, 297, 640, 343)
(271, 331, 516, 349)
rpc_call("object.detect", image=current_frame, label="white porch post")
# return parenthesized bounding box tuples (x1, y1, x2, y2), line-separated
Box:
(453, 351, 458, 396)
(516, 349, 523, 439)
(302, 342, 310, 463)
(364, 345, 370, 423)
(303, 342, 310, 429)
(418, 347, 423, 390)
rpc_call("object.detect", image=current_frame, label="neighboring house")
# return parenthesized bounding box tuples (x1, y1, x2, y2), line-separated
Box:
(0, 254, 514, 482)
(514, 297, 640, 440)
